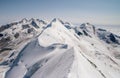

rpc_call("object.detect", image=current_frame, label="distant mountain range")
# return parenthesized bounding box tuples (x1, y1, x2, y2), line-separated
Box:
(0, 18, 120, 78)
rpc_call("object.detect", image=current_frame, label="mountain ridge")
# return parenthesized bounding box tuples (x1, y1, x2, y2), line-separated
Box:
(0, 18, 120, 78)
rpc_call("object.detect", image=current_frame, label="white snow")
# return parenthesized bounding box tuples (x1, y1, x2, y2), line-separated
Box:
(0, 18, 120, 78)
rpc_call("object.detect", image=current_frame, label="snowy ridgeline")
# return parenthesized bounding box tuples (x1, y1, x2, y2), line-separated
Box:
(0, 18, 120, 78)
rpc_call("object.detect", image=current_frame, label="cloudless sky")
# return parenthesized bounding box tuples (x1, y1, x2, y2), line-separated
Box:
(0, 0, 120, 25)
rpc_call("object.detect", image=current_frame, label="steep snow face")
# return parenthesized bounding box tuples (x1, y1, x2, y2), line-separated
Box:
(0, 18, 47, 71)
(0, 18, 120, 78)
(68, 47, 105, 78)
(38, 18, 79, 47)
(31, 48, 74, 78)
(72, 23, 120, 78)
(4, 19, 77, 78)
(5, 39, 74, 78)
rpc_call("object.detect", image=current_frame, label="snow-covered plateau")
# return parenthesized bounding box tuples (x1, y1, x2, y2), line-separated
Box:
(0, 18, 120, 78)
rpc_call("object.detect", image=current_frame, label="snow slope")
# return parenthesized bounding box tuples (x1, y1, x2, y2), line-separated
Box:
(0, 18, 47, 65)
(0, 18, 120, 78)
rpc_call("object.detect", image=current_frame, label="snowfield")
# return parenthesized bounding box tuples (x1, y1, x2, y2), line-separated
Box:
(0, 18, 120, 78)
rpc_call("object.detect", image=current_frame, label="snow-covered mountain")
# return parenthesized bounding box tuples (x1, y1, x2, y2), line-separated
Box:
(0, 18, 120, 78)
(0, 18, 47, 57)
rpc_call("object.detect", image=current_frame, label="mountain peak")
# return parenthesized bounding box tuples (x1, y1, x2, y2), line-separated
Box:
(51, 18, 64, 24)
(80, 22, 93, 27)
(80, 22, 95, 29)
(19, 18, 28, 23)
(80, 23, 96, 35)
(52, 18, 59, 22)
(29, 18, 36, 22)
(1, 18, 120, 78)
(37, 19, 47, 25)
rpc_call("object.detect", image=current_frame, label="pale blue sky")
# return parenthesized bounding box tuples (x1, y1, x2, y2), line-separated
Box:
(0, 0, 120, 25)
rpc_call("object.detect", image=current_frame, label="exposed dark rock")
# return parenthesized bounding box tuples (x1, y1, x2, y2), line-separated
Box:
(0, 24, 11, 32)
(52, 18, 64, 24)
(0, 36, 11, 42)
(0, 22, 18, 32)
(31, 21, 39, 28)
(0, 48, 12, 53)
(0, 33, 3, 37)
(83, 30, 89, 36)
(22, 24, 30, 29)
(14, 33, 19, 38)
(98, 28, 106, 31)
(109, 33, 117, 43)
(9, 52, 15, 58)
(65, 25, 71, 29)
(93, 26, 96, 34)
(27, 28, 34, 33)
(77, 31, 83, 36)
(37, 19, 47, 25)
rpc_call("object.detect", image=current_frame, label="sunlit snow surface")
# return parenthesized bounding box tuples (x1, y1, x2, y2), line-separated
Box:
(0, 19, 120, 78)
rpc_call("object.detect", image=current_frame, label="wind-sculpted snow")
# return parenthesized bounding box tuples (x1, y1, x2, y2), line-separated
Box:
(5, 38, 74, 78)
(0, 18, 120, 78)
(31, 48, 74, 78)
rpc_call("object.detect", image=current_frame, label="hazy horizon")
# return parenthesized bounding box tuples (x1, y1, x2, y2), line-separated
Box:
(0, 0, 120, 25)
